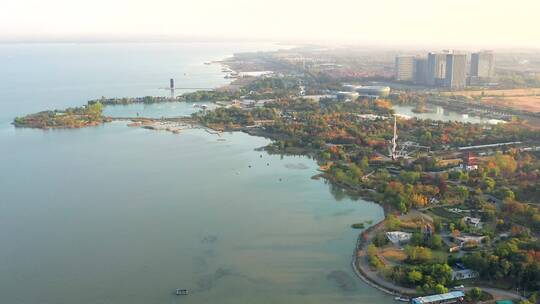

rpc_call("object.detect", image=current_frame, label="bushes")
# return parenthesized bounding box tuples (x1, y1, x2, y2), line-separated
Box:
(407, 270, 423, 284)
(389, 263, 452, 292)
(427, 235, 443, 250)
(373, 232, 389, 247)
(405, 246, 433, 264)
(386, 214, 402, 230)
(410, 232, 443, 250)
(465, 288, 493, 302)
(367, 244, 384, 269)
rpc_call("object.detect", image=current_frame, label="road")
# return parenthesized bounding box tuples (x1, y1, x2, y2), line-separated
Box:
(351, 214, 526, 301)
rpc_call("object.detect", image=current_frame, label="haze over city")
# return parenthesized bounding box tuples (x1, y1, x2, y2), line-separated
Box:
(2, 0, 540, 48)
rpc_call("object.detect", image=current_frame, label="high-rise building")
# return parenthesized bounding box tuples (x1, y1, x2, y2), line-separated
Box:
(395, 55, 415, 81)
(470, 51, 495, 79)
(427, 52, 448, 86)
(445, 53, 467, 89)
(413, 58, 428, 85)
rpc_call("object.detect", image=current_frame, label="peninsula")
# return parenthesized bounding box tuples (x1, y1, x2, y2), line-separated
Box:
(13, 102, 110, 129)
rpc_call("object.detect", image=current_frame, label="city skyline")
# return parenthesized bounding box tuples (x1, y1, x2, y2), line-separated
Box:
(395, 50, 494, 89)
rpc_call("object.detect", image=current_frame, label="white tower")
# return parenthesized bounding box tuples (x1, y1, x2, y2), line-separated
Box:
(391, 115, 398, 160)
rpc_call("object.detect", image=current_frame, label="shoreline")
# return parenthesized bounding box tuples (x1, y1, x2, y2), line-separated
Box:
(10, 100, 528, 301)
(241, 127, 414, 297)
(351, 221, 404, 297)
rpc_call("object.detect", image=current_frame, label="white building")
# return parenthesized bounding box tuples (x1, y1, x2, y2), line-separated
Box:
(395, 56, 415, 81)
(463, 216, 482, 228)
(386, 231, 412, 245)
(452, 269, 479, 280)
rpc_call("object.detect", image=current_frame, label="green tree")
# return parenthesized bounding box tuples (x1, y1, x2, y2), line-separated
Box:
(482, 177, 496, 192)
(386, 214, 401, 230)
(400, 171, 420, 184)
(497, 187, 515, 201)
(428, 235, 443, 250)
(360, 156, 369, 171)
(408, 270, 423, 284)
(468, 287, 482, 301)
(455, 185, 469, 199)
(86, 102, 103, 119)
(405, 246, 433, 264)
(434, 284, 448, 294)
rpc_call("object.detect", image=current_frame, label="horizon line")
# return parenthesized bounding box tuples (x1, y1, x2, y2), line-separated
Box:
(0, 35, 539, 51)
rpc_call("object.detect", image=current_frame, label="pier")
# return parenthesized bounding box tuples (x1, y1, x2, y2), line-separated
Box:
(110, 116, 197, 124)
(109, 116, 225, 136)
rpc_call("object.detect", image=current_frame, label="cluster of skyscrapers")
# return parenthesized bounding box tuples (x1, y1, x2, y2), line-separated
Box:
(395, 51, 495, 89)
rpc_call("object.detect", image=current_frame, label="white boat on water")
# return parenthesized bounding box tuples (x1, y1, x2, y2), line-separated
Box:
(175, 289, 189, 296)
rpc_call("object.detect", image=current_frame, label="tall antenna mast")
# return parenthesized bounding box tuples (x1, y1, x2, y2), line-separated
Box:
(392, 115, 398, 160)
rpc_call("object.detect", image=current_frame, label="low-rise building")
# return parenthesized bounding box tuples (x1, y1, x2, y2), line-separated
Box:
(386, 231, 412, 245)
(452, 269, 479, 280)
(355, 86, 391, 97)
(463, 216, 482, 228)
(336, 91, 359, 101)
(455, 235, 486, 245)
(411, 291, 465, 304)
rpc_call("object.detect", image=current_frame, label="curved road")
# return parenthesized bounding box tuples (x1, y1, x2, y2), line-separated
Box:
(352, 215, 526, 302)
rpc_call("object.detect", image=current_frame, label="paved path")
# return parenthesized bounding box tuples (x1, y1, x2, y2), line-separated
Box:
(352, 221, 417, 296)
(351, 215, 526, 301)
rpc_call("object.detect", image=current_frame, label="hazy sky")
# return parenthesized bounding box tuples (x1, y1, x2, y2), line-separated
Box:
(2, 0, 540, 48)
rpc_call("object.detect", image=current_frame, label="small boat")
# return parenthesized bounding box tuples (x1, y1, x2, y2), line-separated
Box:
(175, 289, 189, 296)
(394, 296, 409, 302)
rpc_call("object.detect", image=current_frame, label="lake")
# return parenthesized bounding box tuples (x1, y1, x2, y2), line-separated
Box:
(392, 104, 505, 124)
(0, 43, 391, 304)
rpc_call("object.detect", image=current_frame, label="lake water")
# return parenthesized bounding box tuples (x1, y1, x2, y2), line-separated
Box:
(0, 43, 391, 304)
(392, 104, 505, 124)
